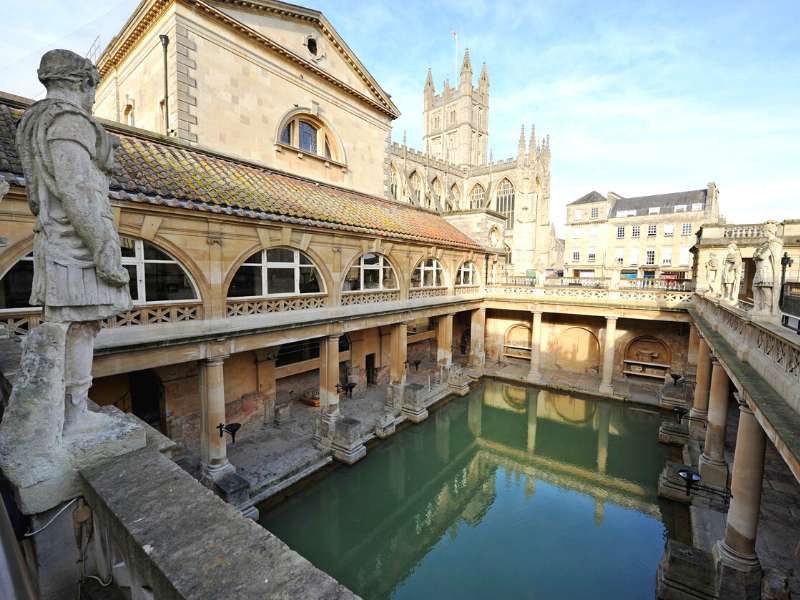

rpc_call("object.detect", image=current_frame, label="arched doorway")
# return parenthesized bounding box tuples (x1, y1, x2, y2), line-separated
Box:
(128, 370, 165, 432)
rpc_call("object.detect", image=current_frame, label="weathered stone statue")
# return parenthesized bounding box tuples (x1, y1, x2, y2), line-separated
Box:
(721, 241, 742, 306)
(752, 220, 783, 317)
(705, 252, 720, 298)
(16, 49, 132, 434)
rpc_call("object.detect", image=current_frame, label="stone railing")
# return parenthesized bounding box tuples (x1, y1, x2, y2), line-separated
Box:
(724, 224, 764, 239)
(341, 290, 400, 305)
(226, 293, 327, 317)
(1, 302, 203, 337)
(454, 285, 482, 295)
(618, 278, 695, 292)
(409, 286, 448, 299)
(486, 285, 694, 308)
(544, 277, 610, 289)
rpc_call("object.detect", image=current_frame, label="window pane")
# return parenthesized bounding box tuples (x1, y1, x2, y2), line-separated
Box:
(425, 259, 435, 268)
(423, 269, 434, 287)
(124, 264, 138, 301)
(0, 260, 34, 308)
(298, 267, 321, 294)
(344, 267, 361, 291)
(142, 242, 171, 261)
(299, 253, 312, 265)
(362, 253, 379, 266)
(280, 122, 293, 145)
(267, 267, 295, 294)
(383, 267, 397, 289)
(411, 268, 422, 288)
(228, 265, 262, 297)
(364, 269, 380, 289)
(243, 251, 262, 265)
(120, 237, 136, 258)
(144, 263, 196, 301)
(267, 248, 295, 263)
(299, 121, 318, 153)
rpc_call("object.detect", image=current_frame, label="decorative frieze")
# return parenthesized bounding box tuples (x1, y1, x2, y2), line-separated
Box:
(341, 290, 400, 305)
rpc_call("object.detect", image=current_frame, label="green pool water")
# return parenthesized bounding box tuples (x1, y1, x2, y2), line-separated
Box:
(260, 380, 671, 600)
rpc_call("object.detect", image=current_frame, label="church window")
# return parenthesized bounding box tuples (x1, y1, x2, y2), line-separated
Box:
(450, 184, 460, 209)
(411, 258, 445, 288)
(123, 102, 134, 127)
(390, 166, 399, 200)
(409, 172, 422, 204)
(432, 178, 443, 209)
(469, 184, 485, 209)
(496, 180, 515, 229)
(456, 261, 478, 286)
(343, 253, 398, 292)
(228, 248, 323, 298)
(324, 136, 332, 159)
(450, 110, 456, 124)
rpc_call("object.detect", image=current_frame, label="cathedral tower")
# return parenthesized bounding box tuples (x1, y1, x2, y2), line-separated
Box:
(422, 50, 489, 167)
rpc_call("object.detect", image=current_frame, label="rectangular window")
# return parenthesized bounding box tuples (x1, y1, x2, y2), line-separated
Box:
(664, 224, 674, 237)
(661, 248, 672, 265)
(648, 207, 660, 215)
(591, 207, 599, 219)
(674, 204, 687, 212)
(682, 223, 692, 236)
(588, 248, 596, 263)
(572, 251, 580, 262)
(574, 209, 583, 220)
(616, 226, 625, 239)
(648, 224, 657, 237)
(615, 248, 625, 265)
(692, 203, 703, 211)
(646, 249, 656, 265)
(680, 246, 690, 265)
(629, 247, 639, 265)
(632, 225, 640, 238)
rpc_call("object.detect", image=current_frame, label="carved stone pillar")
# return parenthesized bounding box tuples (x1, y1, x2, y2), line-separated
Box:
(255, 348, 277, 425)
(690, 338, 712, 440)
(599, 316, 618, 395)
(319, 334, 341, 415)
(687, 324, 700, 369)
(469, 308, 486, 368)
(698, 359, 730, 489)
(200, 355, 233, 480)
(389, 322, 407, 385)
(436, 313, 454, 366)
(528, 310, 543, 382)
(714, 401, 766, 575)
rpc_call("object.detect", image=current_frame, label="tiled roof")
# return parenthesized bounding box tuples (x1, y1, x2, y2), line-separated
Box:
(0, 97, 481, 250)
(568, 191, 606, 206)
(611, 189, 707, 218)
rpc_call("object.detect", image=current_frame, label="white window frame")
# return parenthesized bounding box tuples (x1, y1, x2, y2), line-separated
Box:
(345, 253, 398, 292)
(632, 225, 640, 239)
(679, 246, 691, 266)
(661, 248, 673, 266)
(691, 203, 703, 211)
(681, 223, 693, 236)
(647, 224, 657, 237)
(572, 251, 580, 263)
(121, 237, 199, 305)
(616, 226, 625, 239)
(591, 207, 599, 219)
(412, 258, 446, 288)
(615, 248, 625, 265)
(230, 248, 324, 299)
(629, 247, 639, 266)
(587, 248, 596, 263)
(648, 207, 660, 215)
(674, 204, 687, 213)
(645, 249, 656, 265)
(664, 224, 674, 237)
(456, 261, 479, 286)
(574, 208, 583, 220)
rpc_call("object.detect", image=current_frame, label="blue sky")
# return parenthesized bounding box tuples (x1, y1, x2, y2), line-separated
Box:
(2, 0, 798, 234)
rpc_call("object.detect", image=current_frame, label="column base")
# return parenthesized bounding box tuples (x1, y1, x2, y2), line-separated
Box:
(656, 540, 716, 600)
(714, 541, 762, 600)
(698, 453, 729, 490)
(689, 410, 707, 441)
(659, 420, 689, 446)
(401, 382, 429, 423)
(599, 382, 614, 396)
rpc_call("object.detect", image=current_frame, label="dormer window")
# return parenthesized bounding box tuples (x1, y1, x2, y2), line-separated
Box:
(648, 207, 660, 215)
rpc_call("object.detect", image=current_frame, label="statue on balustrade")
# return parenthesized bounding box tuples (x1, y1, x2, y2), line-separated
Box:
(721, 241, 742, 306)
(705, 252, 721, 298)
(752, 220, 783, 317)
(15, 49, 131, 434)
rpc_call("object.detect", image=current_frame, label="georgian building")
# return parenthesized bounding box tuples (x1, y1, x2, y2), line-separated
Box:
(564, 183, 721, 280)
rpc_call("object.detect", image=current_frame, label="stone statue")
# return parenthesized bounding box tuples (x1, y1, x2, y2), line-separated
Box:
(705, 252, 720, 298)
(721, 241, 742, 306)
(15, 49, 132, 434)
(752, 220, 783, 317)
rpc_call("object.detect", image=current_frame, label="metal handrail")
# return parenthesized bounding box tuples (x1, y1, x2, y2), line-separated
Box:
(0, 497, 37, 600)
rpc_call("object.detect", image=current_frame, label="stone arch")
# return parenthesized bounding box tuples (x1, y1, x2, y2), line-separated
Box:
(624, 336, 671, 367)
(503, 323, 532, 360)
(550, 326, 601, 374)
(410, 255, 450, 289)
(339, 252, 401, 293)
(469, 183, 486, 209)
(275, 107, 347, 165)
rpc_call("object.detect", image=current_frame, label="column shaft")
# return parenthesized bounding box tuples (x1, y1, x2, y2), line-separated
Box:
(599, 316, 618, 394)
(698, 359, 730, 488)
(200, 356, 229, 473)
(528, 310, 542, 381)
(436, 314, 454, 366)
(389, 323, 407, 384)
(691, 338, 712, 419)
(319, 335, 341, 415)
(469, 308, 486, 367)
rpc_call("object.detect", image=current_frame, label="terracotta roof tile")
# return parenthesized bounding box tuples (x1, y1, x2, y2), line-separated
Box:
(0, 99, 481, 250)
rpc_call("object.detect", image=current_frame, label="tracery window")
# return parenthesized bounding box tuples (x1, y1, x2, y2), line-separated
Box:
(228, 248, 323, 298)
(279, 115, 337, 161)
(432, 178, 443, 209)
(449, 184, 460, 210)
(120, 237, 199, 303)
(409, 171, 422, 204)
(411, 258, 445, 288)
(496, 179, 515, 230)
(456, 261, 478, 286)
(390, 166, 399, 200)
(469, 184, 485, 209)
(343, 253, 398, 292)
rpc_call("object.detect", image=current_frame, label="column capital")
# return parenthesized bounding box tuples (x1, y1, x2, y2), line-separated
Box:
(326, 333, 340, 342)
(204, 354, 229, 365)
(605, 314, 619, 322)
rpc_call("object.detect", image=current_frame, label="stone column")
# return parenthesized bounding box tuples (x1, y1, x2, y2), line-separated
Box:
(687, 324, 700, 369)
(597, 402, 610, 474)
(527, 389, 539, 453)
(469, 308, 486, 368)
(528, 310, 543, 382)
(698, 358, 730, 489)
(599, 316, 618, 395)
(319, 334, 341, 415)
(690, 338, 712, 440)
(255, 349, 277, 426)
(436, 313, 454, 366)
(200, 355, 233, 480)
(389, 322, 408, 385)
(714, 401, 767, 574)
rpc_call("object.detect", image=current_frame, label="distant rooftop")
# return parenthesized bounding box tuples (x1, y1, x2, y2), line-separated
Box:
(568, 191, 606, 206)
(611, 189, 707, 218)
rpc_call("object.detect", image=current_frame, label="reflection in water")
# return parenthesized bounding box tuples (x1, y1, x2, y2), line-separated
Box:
(261, 380, 669, 600)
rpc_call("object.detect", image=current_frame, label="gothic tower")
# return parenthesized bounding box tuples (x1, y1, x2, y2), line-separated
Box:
(422, 50, 489, 168)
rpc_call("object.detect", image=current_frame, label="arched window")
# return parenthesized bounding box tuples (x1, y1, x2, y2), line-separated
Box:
(343, 253, 398, 292)
(228, 248, 323, 298)
(456, 261, 479, 286)
(449, 184, 460, 210)
(123, 103, 134, 127)
(409, 171, 422, 204)
(470, 184, 485, 209)
(279, 114, 338, 162)
(390, 166, 399, 200)
(1, 239, 199, 308)
(497, 179, 515, 230)
(411, 258, 445, 288)
(432, 178, 443, 210)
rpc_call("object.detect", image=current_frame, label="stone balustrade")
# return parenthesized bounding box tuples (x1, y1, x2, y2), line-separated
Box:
(723, 224, 765, 239)
(486, 284, 694, 309)
(544, 276, 610, 289)
(225, 293, 327, 317)
(341, 290, 401, 305)
(409, 286, 449, 299)
(618, 278, 695, 292)
(454, 285, 482, 296)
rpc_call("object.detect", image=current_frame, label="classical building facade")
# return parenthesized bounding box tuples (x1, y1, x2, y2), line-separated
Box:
(564, 183, 721, 281)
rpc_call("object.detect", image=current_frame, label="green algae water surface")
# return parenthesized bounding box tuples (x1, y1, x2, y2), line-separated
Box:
(261, 380, 670, 600)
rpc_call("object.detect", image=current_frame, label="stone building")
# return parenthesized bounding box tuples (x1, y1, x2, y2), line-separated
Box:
(564, 183, 721, 280)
